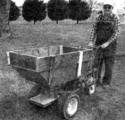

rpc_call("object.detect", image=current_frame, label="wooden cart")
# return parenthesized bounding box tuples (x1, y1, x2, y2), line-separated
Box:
(7, 45, 96, 119)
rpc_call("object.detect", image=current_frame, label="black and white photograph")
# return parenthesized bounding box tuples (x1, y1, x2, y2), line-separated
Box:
(0, 0, 125, 120)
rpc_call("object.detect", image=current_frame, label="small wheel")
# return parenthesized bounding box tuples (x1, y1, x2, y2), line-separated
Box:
(85, 84, 96, 95)
(88, 84, 96, 95)
(57, 93, 80, 119)
(84, 75, 96, 95)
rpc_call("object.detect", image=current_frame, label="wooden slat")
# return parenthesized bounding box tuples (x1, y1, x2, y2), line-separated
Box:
(9, 52, 37, 70)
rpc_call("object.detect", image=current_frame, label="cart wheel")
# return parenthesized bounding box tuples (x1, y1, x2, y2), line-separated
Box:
(86, 84, 96, 95)
(57, 93, 80, 119)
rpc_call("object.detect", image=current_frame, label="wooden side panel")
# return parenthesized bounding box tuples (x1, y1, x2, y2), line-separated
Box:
(15, 68, 49, 86)
(81, 49, 94, 78)
(37, 56, 53, 72)
(35, 46, 60, 57)
(16, 47, 49, 57)
(50, 52, 79, 87)
(37, 46, 78, 72)
(32, 47, 48, 57)
(48, 46, 60, 56)
(37, 50, 92, 86)
(63, 47, 78, 53)
(15, 46, 60, 57)
(36, 46, 60, 57)
(9, 52, 36, 70)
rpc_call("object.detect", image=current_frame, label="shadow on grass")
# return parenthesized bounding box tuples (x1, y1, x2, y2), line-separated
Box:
(0, 94, 62, 120)
(0, 94, 18, 120)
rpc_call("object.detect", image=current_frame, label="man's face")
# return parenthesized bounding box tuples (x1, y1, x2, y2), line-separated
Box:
(103, 5, 113, 15)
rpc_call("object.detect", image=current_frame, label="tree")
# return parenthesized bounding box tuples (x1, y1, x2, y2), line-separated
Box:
(68, 0, 92, 24)
(0, 0, 10, 37)
(9, 1, 20, 22)
(47, 0, 67, 24)
(22, 0, 46, 24)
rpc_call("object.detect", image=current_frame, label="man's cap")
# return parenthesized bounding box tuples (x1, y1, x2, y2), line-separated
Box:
(103, 1, 114, 7)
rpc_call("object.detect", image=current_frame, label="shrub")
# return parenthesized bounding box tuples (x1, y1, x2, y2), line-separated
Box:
(68, 0, 92, 24)
(48, 0, 67, 24)
(9, 1, 20, 22)
(22, 0, 46, 24)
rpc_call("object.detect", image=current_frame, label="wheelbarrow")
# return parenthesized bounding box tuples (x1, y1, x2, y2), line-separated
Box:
(7, 45, 97, 119)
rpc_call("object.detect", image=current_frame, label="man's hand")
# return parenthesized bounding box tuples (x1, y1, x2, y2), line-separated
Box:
(101, 41, 110, 48)
(88, 41, 94, 48)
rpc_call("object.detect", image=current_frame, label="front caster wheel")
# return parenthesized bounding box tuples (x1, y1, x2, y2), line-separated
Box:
(88, 84, 96, 95)
(84, 76, 96, 95)
(85, 84, 96, 95)
(57, 93, 80, 120)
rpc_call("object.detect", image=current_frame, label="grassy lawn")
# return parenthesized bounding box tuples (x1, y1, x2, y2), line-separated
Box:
(0, 17, 125, 120)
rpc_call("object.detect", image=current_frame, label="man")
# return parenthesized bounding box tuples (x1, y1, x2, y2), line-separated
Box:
(89, 2, 120, 88)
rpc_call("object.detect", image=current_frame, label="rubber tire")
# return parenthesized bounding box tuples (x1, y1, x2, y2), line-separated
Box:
(57, 93, 80, 120)
(85, 84, 96, 95)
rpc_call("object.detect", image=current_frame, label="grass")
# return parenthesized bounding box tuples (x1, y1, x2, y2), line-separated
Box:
(0, 16, 125, 120)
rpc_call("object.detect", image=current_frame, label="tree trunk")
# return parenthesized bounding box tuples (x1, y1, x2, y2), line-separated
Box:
(34, 20, 36, 24)
(0, 18, 2, 37)
(77, 20, 79, 24)
(56, 20, 58, 24)
(0, 0, 10, 37)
